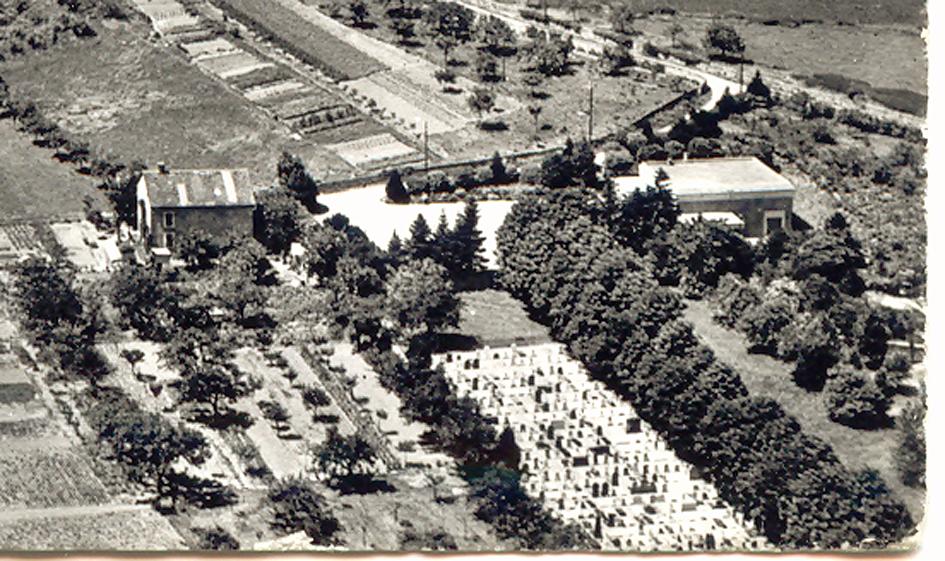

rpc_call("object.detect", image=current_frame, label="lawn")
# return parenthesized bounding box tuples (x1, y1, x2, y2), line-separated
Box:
(683, 299, 925, 523)
(449, 289, 552, 348)
(0, 119, 104, 224)
(0, 20, 353, 184)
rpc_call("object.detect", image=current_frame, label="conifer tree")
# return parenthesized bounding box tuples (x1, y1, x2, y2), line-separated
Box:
(453, 200, 486, 275)
(406, 214, 434, 262)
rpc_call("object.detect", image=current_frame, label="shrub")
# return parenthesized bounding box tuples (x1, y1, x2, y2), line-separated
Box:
(895, 399, 925, 488)
(194, 526, 240, 551)
(267, 478, 341, 543)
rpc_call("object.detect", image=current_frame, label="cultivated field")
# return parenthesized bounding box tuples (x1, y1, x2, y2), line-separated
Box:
(0, 21, 353, 183)
(0, 119, 104, 224)
(0, 507, 185, 550)
(0, 447, 111, 510)
(213, 0, 386, 80)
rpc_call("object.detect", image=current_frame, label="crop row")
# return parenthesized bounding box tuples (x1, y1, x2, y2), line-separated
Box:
(212, 0, 385, 81)
(0, 448, 111, 509)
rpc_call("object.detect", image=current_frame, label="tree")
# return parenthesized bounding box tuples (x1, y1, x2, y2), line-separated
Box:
(102, 411, 209, 502)
(474, 50, 501, 83)
(121, 349, 145, 378)
(212, 239, 274, 324)
(109, 263, 179, 341)
(312, 426, 378, 488)
(895, 397, 925, 488)
(610, 5, 635, 35)
(792, 214, 867, 296)
(527, 103, 543, 138)
(489, 151, 508, 183)
(254, 187, 304, 256)
(600, 43, 634, 76)
(405, 214, 435, 261)
(277, 151, 320, 212)
(468, 86, 496, 127)
(179, 364, 255, 421)
(268, 477, 341, 544)
(824, 366, 891, 429)
(348, 0, 370, 26)
(746, 70, 772, 102)
(423, 1, 476, 67)
(195, 526, 240, 551)
(668, 22, 684, 48)
(385, 258, 461, 340)
(539, 139, 600, 189)
(386, 169, 410, 203)
(703, 22, 745, 61)
(522, 31, 574, 76)
(451, 199, 486, 276)
(178, 229, 229, 272)
(392, 16, 417, 45)
(477, 15, 516, 79)
(433, 68, 457, 92)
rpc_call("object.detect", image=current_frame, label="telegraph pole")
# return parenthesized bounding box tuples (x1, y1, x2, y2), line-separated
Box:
(423, 121, 430, 171)
(587, 83, 594, 142)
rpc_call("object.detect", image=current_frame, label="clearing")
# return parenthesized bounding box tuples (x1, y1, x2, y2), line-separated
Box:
(448, 289, 552, 348)
(682, 299, 925, 523)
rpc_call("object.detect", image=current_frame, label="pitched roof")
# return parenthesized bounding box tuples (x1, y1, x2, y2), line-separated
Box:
(140, 168, 255, 208)
(638, 157, 795, 198)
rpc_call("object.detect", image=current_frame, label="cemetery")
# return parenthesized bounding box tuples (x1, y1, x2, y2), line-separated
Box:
(436, 343, 764, 551)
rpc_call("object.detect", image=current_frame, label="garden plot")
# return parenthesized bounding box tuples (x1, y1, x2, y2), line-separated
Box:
(49, 222, 121, 274)
(0, 447, 111, 509)
(242, 80, 306, 101)
(326, 133, 416, 167)
(129, 0, 200, 35)
(0, 506, 185, 550)
(180, 38, 240, 60)
(319, 184, 514, 268)
(197, 51, 274, 79)
(347, 70, 469, 136)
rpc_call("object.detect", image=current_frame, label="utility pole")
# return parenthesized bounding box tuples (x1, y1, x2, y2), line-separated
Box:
(424, 121, 430, 171)
(587, 83, 594, 142)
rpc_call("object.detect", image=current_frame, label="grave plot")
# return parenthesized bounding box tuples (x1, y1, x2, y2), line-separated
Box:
(326, 133, 417, 168)
(435, 344, 765, 552)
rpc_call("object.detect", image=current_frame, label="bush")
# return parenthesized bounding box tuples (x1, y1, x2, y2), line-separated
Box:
(824, 366, 891, 429)
(194, 526, 240, 551)
(895, 399, 925, 488)
(267, 478, 341, 544)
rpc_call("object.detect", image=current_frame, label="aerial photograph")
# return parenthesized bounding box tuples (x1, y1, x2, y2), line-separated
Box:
(0, 0, 929, 553)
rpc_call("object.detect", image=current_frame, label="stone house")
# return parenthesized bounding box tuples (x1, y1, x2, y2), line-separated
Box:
(135, 165, 256, 260)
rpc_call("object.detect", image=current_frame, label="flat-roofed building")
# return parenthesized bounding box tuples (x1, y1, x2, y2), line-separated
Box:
(636, 157, 795, 238)
(135, 165, 256, 259)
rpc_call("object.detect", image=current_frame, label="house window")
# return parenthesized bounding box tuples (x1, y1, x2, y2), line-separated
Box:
(164, 211, 175, 229)
(764, 210, 786, 236)
(165, 232, 175, 249)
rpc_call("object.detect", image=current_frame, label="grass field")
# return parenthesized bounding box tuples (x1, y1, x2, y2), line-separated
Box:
(450, 289, 552, 348)
(683, 299, 925, 523)
(0, 119, 104, 224)
(634, 15, 927, 97)
(524, 0, 926, 27)
(0, 21, 354, 183)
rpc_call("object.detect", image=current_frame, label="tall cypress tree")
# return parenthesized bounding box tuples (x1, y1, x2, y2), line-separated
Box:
(453, 199, 486, 276)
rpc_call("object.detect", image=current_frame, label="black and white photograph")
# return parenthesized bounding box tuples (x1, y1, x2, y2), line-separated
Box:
(0, 0, 932, 554)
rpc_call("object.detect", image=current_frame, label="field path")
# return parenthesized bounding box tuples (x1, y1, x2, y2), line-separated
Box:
(0, 503, 148, 523)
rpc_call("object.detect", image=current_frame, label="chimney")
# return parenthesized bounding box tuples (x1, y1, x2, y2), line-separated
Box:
(157, 161, 168, 174)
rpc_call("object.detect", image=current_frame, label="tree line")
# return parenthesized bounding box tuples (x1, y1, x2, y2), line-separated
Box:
(494, 187, 913, 549)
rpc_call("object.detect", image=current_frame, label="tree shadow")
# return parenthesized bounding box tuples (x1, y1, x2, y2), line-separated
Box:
(333, 475, 398, 496)
(481, 121, 509, 132)
(191, 408, 255, 430)
(437, 333, 481, 352)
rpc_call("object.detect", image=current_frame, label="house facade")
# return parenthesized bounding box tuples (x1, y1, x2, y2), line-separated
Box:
(136, 166, 256, 258)
(636, 157, 796, 238)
